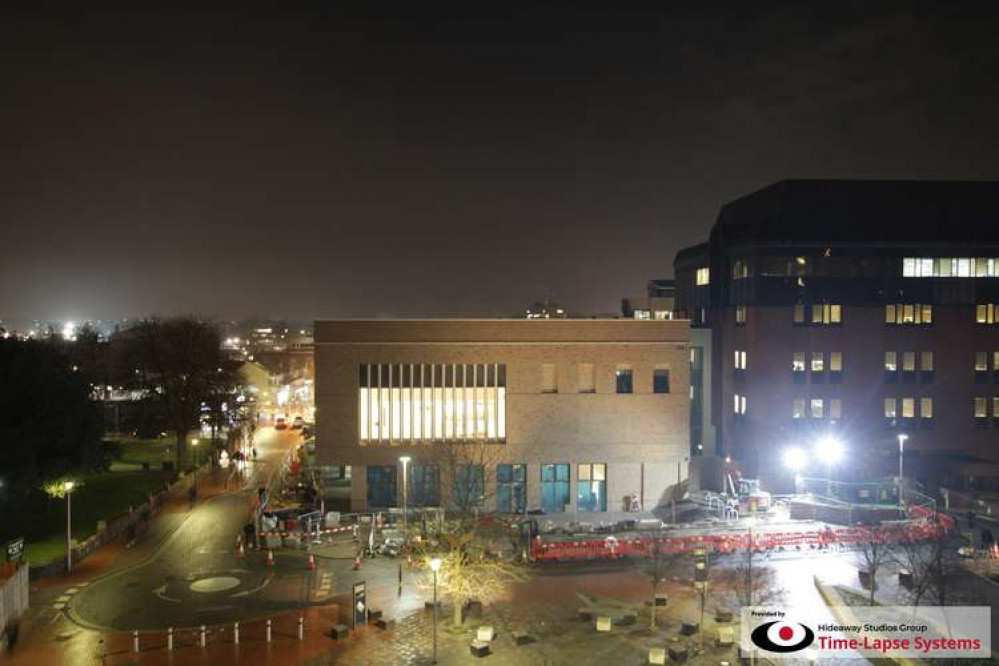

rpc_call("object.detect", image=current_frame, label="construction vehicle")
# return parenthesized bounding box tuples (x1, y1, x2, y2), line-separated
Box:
(726, 471, 772, 513)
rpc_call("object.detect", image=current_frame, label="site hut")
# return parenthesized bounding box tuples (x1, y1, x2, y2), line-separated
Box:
(314, 319, 690, 521)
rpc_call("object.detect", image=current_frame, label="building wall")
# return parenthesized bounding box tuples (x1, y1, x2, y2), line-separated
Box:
(314, 319, 690, 514)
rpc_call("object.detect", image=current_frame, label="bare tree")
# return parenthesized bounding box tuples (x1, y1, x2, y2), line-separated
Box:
(430, 441, 504, 521)
(645, 534, 688, 629)
(855, 525, 899, 605)
(414, 519, 526, 626)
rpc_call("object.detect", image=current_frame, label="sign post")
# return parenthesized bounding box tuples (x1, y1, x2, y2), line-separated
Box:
(6, 537, 24, 564)
(352, 581, 367, 628)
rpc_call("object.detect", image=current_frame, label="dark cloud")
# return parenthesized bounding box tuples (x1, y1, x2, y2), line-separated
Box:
(2, 2, 998, 322)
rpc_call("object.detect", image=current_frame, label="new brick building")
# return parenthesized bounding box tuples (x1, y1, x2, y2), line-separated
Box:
(314, 319, 690, 515)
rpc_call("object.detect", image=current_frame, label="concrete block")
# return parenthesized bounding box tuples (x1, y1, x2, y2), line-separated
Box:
(654, 594, 669, 607)
(513, 632, 535, 646)
(469, 639, 491, 657)
(616, 611, 637, 627)
(374, 618, 394, 631)
(668, 646, 688, 662)
(649, 646, 667, 665)
(476, 625, 495, 641)
(680, 621, 698, 636)
(715, 609, 733, 623)
(330, 624, 349, 640)
(717, 626, 734, 646)
(596, 617, 612, 632)
(367, 609, 383, 622)
(578, 608, 594, 621)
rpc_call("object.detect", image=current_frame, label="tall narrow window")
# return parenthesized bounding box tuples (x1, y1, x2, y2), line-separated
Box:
(975, 351, 989, 372)
(901, 397, 916, 419)
(735, 305, 747, 325)
(541, 363, 557, 393)
(496, 464, 526, 513)
(975, 397, 988, 418)
(792, 352, 806, 373)
(793, 303, 805, 324)
(829, 352, 843, 373)
(695, 267, 710, 285)
(811, 352, 825, 373)
(577, 463, 607, 512)
(540, 464, 570, 512)
(793, 399, 805, 419)
(885, 351, 897, 372)
(616, 367, 633, 394)
(920, 398, 933, 419)
(920, 351, 934, 372)
(653, 368, 671, 394)
(830, 398, 842, 420)
(902, 352, 916, 373)
(810, 398, 824, 418)
(733, 351, 747, 371)
(976, 304, 998, 324)
(578, 363, 595, 393)
(884, 398, 897, 419)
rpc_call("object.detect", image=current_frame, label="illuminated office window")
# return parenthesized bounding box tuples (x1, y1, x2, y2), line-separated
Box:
(975, 351, 989, 372)
(920, 398, 933, 419)
(811, 352, 825, 373)
(792, 352, 805, 373)
(359, 363, 506, 443)
(901, 397, 915, 419)
(830, 352, 843, 373)
(792, 399, 805, 419)
(976, 304, 999, 324)
(884, 351, 897, 372)
(695, 267, 710, 285)
(975, 397, 988, 419)
(810, 398, 824, 418)
(884, 398, 897, 419)
(886, 304, 932, 325)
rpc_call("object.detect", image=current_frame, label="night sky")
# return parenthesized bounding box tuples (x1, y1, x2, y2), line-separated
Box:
(3, 3, 999, 323)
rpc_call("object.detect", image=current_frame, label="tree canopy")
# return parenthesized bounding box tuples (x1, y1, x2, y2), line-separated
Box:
(0, 340, 104, 488)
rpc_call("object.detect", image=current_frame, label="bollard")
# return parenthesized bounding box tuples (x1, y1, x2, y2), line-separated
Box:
(132, 629, 139, 653)
(266, 619, 272, 642)
(200, 624, 207, 647)
(298, 616, 304, 640)
(167, 627, 174, 650)
(234, 621, 240, 645)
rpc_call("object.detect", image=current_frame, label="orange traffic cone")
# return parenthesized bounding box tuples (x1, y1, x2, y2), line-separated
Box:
(307, 554, 316, 570)
(266, 550, 275, 566)
(352, 554, 362, 571)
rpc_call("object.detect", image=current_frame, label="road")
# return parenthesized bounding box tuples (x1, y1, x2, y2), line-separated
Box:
(67, 427, 304, 631)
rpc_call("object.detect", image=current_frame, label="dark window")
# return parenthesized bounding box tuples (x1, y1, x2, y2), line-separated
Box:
(409, 465, 439, 507)
(496, 464, 526, 513)
(366, 466, 396, 508)
(616, 368, 633, 394)
(452, 465, 484, 509)
(653, 369, 670, 394)
(540, 464, 570, 512)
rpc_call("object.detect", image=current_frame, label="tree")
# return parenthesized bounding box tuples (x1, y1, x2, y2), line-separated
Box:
(0, 340, 104, 487)
(430, 441, 504, 521)
(124, 317, 241, 469)
(856, 525, 899, 605)
(414, 519, 525, 626)
(644, 534, 689, 629)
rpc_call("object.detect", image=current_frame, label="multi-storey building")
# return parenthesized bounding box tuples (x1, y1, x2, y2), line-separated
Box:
(675, 179, 999, 491)
(314, 319, 690, 515)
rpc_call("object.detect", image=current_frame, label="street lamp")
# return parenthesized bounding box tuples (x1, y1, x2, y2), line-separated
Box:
(429, 557, 442, 664)
(815, 437, 844, 496)
(399, 456, 411, 534)
(897, 433, 909, 509)
(783, 447, 806, 493)
(192, 438, 200, 499)
(64, 481, 75, 572)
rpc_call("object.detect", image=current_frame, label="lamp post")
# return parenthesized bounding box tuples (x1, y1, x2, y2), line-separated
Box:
(64, 481, 75, 572)
(192, 438, 200, 499)
(815, 437, 844, 497)
(897, 433, 908, 510)
(399, 456, 411, 534)
(429, 557, 441, 664)
(783, 447, 806, 493)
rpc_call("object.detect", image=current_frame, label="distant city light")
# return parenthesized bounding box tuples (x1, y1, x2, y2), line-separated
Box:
(62, 321, 77, 341)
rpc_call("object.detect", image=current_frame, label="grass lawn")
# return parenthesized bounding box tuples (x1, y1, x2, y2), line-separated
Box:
(20, 470, 172, 564)
(109, 435, 177, 470)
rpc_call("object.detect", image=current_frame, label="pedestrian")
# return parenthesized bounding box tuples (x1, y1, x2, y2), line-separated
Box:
(968, 510, 976, 529)
(252, 446, 258, 461)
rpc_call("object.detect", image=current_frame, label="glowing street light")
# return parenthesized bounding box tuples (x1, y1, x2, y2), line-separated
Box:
(897, 433, 909, 509)
(399, 456, 411, 534)
(64, 480, 75, 572)
(429, 557, 442, 664)
(815, 437, 844, 495)
(782, 447, 806, 472)
(191, 438, 200, 501)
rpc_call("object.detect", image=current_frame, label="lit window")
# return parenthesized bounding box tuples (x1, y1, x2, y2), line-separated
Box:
(886, 304, 932, 325)
(901, 397, 915, 419)
(792, 399, 805, 419)
(976, 304, 999, 324)
(976, 352, 989, 372)
(792, 352, 805, 373)
(830, 352, 843, 373)
(884, 351, 897, 372)
(633, 310, 651, 320)
(733, 394, 747, 414)
(994, 352, 999, 370)
(577, 463, 607, 512)
(695, 267, 710, 286)
(735, 305, 746, 325)
(920, 351, 934, 372)
(732, 259, 748, 279)
(578, 363, 595, 393)
(653, 310, 670, 320)
(793, 303, 805, 324)
(810, 398, 824, 418)
(975, 397, 988, 418)
(994, 397, 999, 418)
(902, 352, 916, 372)
(811, 352, 825, 373)
(811, 303, 841, 325)
(884, 398, 897, 418)
(920, 397, 933, 419)
(734, 350, 747, 371)
(830, 398, 842, 420)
